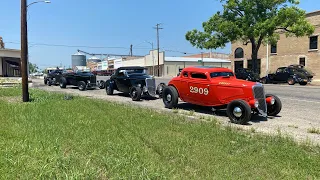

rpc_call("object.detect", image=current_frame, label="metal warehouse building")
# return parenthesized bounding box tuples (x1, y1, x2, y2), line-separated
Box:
(114, 50, 231, 77)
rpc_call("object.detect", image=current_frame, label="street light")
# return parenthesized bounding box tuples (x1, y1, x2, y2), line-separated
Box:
(21, 0, 50, 102)
(27, 1, 51, 7)
(145, 41, 155, 76)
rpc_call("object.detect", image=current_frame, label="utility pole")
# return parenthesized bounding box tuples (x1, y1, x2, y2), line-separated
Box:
(154, 23, 163, 77)
(201, 52, 204, 66)
(130, 44, 133, 56)
(21, 0, 29, 102)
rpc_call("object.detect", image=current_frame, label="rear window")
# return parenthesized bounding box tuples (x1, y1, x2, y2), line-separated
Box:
(210, 72, 234, 78)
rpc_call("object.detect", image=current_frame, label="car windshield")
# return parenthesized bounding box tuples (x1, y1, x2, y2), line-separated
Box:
(124, 69, 146, 74)
(244, 69, 253, 73)
(210, 72, 234, 78)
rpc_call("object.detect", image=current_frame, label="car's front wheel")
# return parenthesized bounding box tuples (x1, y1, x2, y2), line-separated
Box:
(266, 94, 282, 116)
(78, 81, 87, 91)
(130, 86, 142, 101)
(47, 79, 52, 86)
(226, 100, 252, 125)
(162, 86, 179, 109)
(106, 82, 114, 95)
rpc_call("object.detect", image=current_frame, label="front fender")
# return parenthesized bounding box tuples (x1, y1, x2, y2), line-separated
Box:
(106, 79, 118, 90)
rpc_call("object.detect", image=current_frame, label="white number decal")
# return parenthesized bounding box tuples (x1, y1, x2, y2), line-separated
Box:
(189, 86, 209, 95)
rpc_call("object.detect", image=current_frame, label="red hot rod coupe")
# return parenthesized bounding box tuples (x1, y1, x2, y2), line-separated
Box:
(161, 66, 282, 125)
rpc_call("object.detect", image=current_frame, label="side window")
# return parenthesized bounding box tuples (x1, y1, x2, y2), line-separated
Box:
(276, 68, 284, 73)
(183, 71, 188, 77)
(190, 72, 207, 79)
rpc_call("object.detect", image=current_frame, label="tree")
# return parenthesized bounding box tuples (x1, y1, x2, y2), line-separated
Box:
(28, 62, 39, 73)
(185, 0, 315, 73)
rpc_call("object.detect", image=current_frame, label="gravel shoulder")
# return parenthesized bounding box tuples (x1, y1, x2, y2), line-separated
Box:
(31, 79, 320, 145)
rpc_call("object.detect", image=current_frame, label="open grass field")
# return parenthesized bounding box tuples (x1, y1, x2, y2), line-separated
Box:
(0, 87, 320, 179)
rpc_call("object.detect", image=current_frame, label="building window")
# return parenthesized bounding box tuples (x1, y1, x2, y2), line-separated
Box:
(271, 44, 277, 54)
(234, 48, 244, 58)
(190, 72, 207, 79)
(299, 57, 306, 66)
(309, 36, 318, 50)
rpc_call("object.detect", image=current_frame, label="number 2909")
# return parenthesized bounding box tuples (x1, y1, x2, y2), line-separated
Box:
(190, 86, 209, 95)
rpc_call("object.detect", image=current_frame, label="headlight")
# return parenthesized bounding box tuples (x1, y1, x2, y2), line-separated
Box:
(254, 99, 259, 108)
(143, 86, 148, 92)
(270, 97, 275, 105)
(87, 80, 90, 83)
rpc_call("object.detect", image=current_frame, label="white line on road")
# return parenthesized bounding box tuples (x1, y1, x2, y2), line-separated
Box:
(280, 97, 320, 104)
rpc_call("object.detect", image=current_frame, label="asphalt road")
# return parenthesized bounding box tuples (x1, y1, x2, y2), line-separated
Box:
(32, 77, 320, 144)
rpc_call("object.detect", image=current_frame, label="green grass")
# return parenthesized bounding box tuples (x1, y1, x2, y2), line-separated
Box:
(1, 87, 320, 179)
(308, 127, 320, 134)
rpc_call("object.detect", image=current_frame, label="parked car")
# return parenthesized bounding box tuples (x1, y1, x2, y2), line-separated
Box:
(260, 66, 313, 85)
(44, 69, 64, 86)
(105, 66, 163, 101)
(59, 70, 105, 91)
(160, 66, 282, 125)
(235, 68, 260, 82)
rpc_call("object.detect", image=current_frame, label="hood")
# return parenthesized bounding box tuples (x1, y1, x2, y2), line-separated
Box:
(294, 72, 307, 78)
(210, 77, 258, 87)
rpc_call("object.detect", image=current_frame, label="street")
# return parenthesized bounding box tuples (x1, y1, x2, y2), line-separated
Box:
(32, 77, 320, 144)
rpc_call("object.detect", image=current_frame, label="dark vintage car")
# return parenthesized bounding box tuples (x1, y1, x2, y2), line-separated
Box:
(44, 69, 64, 86)
(235, 68, 260, 82)
(105, 66, 163, 101)
(260, 66, 313, 85)
(59, 70, 105, 91)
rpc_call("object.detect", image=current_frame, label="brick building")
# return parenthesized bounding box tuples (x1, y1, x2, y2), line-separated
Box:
(230, 10, 320, 79)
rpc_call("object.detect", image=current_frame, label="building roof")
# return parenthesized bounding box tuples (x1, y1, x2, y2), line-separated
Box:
(165, 56, 231, 63)
(306, 10, 320, 17)
(73, 52, 85, 56)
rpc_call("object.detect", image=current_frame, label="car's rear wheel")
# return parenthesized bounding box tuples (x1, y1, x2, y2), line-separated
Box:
(47, 79, 52, 86)
(99, 80, 106, 89)
(266, 94, 282, 116)
(162, 86, 179, 109)
(78, 81, 87, 91)
(287, 77, 295, 85)
(59, 77, 67, 88)
(260, 77, 267, 84)
(130, 86, 142, 101)
(226, 100, 252, 125)
(156, 83, 166, 98)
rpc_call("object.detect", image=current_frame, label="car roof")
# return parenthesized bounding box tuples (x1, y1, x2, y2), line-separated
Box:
(182, 66, 233, 73)
(117, 66, 146, 70)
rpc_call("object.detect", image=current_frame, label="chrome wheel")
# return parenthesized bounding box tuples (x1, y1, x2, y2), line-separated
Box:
(166, 94, 172, 102)
(233, 107, 242, 118)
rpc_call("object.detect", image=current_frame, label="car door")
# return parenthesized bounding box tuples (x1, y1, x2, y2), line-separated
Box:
(187, 72, 210, 106)
(178, 71, 192, 102)
(274, 68, 286, 81)
(114, 71, 130, 92)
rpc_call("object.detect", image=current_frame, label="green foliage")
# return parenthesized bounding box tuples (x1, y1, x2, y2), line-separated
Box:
(28, 62, 39, 73)
(186, 0, 314, 60)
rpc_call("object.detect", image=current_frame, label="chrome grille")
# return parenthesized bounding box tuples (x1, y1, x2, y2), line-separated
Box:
(146, 78, 156, 96)
(90, 76, 96, 83)
(252, 84, 267, 116)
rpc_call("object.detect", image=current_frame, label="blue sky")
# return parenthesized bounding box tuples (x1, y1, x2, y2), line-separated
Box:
(0, 0, 319, 69)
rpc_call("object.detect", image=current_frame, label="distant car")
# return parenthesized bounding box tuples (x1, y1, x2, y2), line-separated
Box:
(59, 70, 105, 91)
(160, 66, 282, 125)
(260, 66, 313, 85)
(44, 69, 64, 86)
(235, 68, 260, 82)
(105, 66, 163, 101)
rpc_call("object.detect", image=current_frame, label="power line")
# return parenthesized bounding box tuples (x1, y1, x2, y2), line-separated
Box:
(5, 41, 151, 50)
